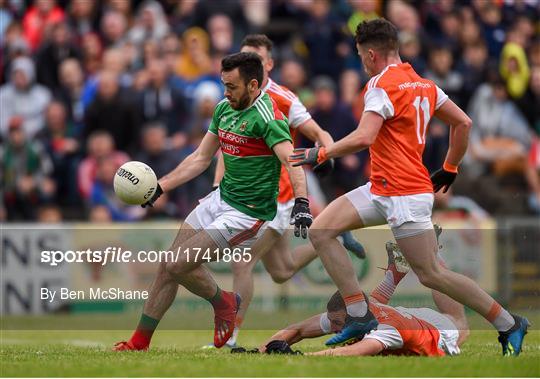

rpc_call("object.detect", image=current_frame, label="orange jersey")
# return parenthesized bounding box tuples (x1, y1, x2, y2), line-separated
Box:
(369, 303, 445, 357)
(363, 63, 448, 196)
(263, 79, 312, 203)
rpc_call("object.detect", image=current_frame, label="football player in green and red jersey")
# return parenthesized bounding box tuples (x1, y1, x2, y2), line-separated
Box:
(114, 52, 312, 351)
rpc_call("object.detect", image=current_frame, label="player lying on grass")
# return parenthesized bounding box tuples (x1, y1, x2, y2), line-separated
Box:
(289, 18, 529, 356)
(257, 228, 471, 357)
(210, 34, 366, 348)
(114, 52, 313, 351)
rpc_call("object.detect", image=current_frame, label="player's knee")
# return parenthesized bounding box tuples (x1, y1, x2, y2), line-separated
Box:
(308, 228, 332, 248)
(165, 260, 188, 277)
(415, 267, 441, 289)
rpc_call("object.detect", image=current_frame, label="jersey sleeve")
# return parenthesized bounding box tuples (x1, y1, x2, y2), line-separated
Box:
(262, 118, 293, 149)
(363, 87, 395, 120)
(435, 86, 449, 110)
(363, 323, 404, 350)
(319, 313, 332, 334)
(288, 97, 312, 128)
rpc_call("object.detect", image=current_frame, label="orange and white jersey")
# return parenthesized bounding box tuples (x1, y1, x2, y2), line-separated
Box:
(320, 303, 460, 357)
(263, 78, 312, 203)
(363, 63, 449, 196)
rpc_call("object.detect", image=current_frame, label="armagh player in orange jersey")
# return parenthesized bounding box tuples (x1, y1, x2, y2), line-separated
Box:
(212, 35, 366, 347)
(289, 19, 529, 356)
(258, 240, 469, 357)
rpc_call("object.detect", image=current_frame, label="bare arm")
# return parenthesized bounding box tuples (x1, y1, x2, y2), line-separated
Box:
(324, 112, 384, 159)
(434, 99, 473, 167)
(308, 338, 385, 356)
(297, 119, 334, 147)
(259, 314, 327, 352)
(273, 140, 308, 198)
(213, 152, 224, 187)
(159, 132, 220, 192)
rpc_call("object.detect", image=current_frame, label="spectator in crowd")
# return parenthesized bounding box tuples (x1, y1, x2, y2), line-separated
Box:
(80, 32, 103, 76)
(459, 19, 483, 47)
(36, 101, 81, 206)
(302, 0, 349, 82)
(467, 75, 531, 177)
(0, 0, 13, 42)
(1, 31, 30, 85)
(477, 2, 506, 59)
(279, 58, 314, 109)
(169, 0, 197, 36)
(89, 158, 144, 222)
(457, 41, 490, 107)
(346, 0, 379, 36)
(0, 56, 51, 138)
(22, 0, 64, 51)
(1, 117, 55, 220)
(189, 80, 222, 146)
(207, 13, 236, 55)
(432, 10, 461, 56)
(175, 26, 213, 81)
(55, 58, 85, 128)
(137, 58, 190, 149)
(77, 130, 129, 200)
(37, 204, 63, 222)
(339, 69, 361, 107)
(100, 10, 128, 48)
(500, 24, 531, 99)
(35, 21, 81, 91)
(425, 46, 464, 107)
(307, 76, 366, 198)
(66, 0, 98, 40)
(127, 0, 170, 49)
(83, 70, 140, 153)
(399, 31, 426, 75)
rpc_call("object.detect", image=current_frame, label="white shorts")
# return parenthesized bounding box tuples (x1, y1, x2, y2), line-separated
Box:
(267, 199, 294, 235)
(345, 182, 434, 239)
(184, 189, 267, 249)
(395, 306, 461, 356)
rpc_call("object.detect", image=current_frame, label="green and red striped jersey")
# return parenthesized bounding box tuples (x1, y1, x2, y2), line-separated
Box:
(209, 92, 292, 220)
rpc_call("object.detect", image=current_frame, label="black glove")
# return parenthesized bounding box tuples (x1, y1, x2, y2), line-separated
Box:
(141, 183, 163, 208)
(290, 197, 313, 239)
(265, 340, 303, 355)
(430, 168, 457, 193)
(313, 158, 335, 178)
(289, 147, 327, 167)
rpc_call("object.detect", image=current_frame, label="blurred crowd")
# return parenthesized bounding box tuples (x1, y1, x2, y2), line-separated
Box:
(1, 0, 539, 223)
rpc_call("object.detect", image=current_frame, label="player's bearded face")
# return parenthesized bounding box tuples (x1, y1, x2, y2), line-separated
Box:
(222, 69, 255, 110)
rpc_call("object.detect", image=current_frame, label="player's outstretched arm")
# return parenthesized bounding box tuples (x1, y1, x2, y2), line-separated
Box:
(259, 314, 327, 352)
(289, 112, 383, 167)
(308, 338, 385, 356)
(159, 132, 220, 192)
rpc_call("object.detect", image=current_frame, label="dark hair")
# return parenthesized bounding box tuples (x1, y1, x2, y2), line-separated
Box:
(326, 291, 346, 313)
(221, 52, 263, 88)
(355, 18, 399, 53)
(241, 34, 273, 54)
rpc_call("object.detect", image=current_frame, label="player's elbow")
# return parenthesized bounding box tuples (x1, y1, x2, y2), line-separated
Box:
(457, 116, 473, 132)
(357, 134, 376, 148)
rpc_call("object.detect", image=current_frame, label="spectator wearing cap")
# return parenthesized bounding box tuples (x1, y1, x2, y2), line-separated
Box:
(0, 56, 51, 138)
(22, 0, 65, 51)
(1, 117, 56, 220)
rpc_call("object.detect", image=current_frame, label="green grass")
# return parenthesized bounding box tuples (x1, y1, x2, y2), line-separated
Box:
(1, 315, 539, 377)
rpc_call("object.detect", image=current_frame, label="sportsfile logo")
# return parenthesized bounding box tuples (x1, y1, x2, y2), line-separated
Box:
(116, 168, 140, 185)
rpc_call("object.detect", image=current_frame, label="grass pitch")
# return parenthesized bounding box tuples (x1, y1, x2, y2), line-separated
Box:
(1, 314, 539, 377)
